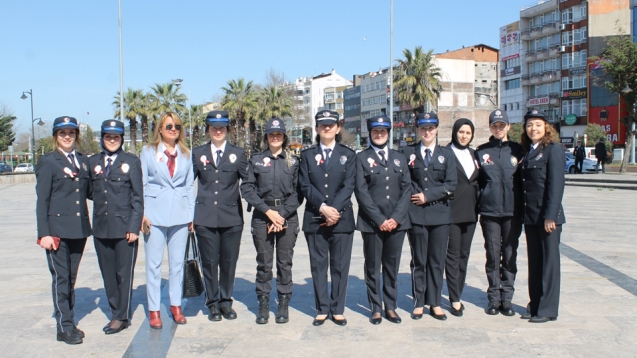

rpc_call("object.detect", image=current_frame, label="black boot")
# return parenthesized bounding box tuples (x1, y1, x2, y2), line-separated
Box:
(255, 295, 270, 324)
(275, 294, 290, 324)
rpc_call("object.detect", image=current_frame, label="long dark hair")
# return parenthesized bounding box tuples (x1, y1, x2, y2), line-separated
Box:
(262, 132, 294, 168)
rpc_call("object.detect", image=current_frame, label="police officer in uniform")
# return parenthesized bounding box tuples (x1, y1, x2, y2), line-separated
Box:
(520, 110, 565, 323)
(240, 118, 301, 324)
(36, 116, 91, 344)
(299, 110, 356, 326)
(573, 140, 585, 174)
(354, 115, 411, 325)
(89, 120, 143, 334)
(192, 110, 248, 322)
(401, 112, 457, 321)
(475, 110, 524, 316)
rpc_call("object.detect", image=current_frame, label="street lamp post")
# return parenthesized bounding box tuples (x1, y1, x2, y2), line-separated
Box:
(20, 90, 36, 165)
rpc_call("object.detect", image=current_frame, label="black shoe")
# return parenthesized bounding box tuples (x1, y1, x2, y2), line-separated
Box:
(499, 301, 515, 317)
(529, 316, 557, 323)
(369, 313, 382, 325)
(73, 326, 85, 338)
(104, 320, 129, 335)
(102, 321, 113, 332)
(384, 310, 401, 324)
(429, 308, 447, 321)
(486, 301, 500, 315)
(312, 315, 328, 326)
(520, 303, 532, 319)
(57, 330, 83, 345)
(275, 294, 290, 324)
(208, 306, 222, 322)
(220, 307, 237, 320)
(450, 303, 464, 317)
(331, 316, 347, 326)
(256, 295, 270, 325)
(411, 308, 424, 320)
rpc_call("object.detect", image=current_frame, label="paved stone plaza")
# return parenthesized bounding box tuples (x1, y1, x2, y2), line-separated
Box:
(1, 182, 636, 357)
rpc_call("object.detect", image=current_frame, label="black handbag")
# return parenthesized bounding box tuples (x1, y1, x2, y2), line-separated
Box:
(182, 232, 204, 298)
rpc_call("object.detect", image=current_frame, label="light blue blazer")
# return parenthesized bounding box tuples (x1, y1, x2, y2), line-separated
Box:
(141, 144, 195, 227)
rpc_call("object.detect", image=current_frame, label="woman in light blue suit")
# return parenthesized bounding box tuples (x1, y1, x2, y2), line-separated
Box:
(140, 112, 195, 329)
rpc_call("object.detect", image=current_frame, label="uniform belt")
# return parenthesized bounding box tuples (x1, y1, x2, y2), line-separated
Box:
(264, 198, 284, 207)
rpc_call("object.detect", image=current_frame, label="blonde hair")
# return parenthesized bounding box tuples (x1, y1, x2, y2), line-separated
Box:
(148, 112, 190, 157)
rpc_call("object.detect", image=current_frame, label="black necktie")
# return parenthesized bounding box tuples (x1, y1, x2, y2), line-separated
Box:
(424, 149, 431, 167)
(67, 154, 80, 173)
(215, 150, 222, 168)
(324, 148, 331, 166)
(378, 150, 387, 166)
(105, 158, 112, 177)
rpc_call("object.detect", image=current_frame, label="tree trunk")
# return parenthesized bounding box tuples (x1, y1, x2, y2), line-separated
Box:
(129, 118, 138, 155)
(141, 115, 149, 144)
(620, 133, 633, 173)
(193, 125, 200, 147)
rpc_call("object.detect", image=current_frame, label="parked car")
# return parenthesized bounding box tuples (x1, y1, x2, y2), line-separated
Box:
(565, 152, 600, 174)
(0, 163, 13, 173)
(14, 163, 34, 173)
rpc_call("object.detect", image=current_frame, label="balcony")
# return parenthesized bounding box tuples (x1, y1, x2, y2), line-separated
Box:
(530, 72, 542, 84)
(521, 74, 531, 85)
(526, 50, 537, 61)
(536, 47, 549, 60)
(542, 70, 561, 82)
(520, 28, 531, 40)
(549, 43, 560, 57)
(542, 22, 559, 34)
(549, 92, 560, 105)
(530, 25, 543, 38)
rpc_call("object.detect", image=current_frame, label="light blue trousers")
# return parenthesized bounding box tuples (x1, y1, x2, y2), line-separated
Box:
(144, 224, 188, 311)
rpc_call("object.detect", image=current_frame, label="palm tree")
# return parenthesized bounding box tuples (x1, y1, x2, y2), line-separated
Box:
(113, 88, 143, 155)
(189, 104, 207, 147)
(257, 86, 293, 122)
(393, 46, 443, 114)
(138, 92, 154, 145)
(149, 82, 188, 115)
(221, 78, 258, 149)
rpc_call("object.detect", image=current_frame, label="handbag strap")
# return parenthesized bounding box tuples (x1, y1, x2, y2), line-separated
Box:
(184, 232, 199, 261)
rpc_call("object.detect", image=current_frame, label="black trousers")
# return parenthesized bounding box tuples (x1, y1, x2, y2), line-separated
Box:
(305, 231, 354, 316)
(480, 216, 522, 303)
(596, 158, 606, 173)
(445, 222, 477, 303)
(46, 238, 87, 333)
(195, 225, 242, 309)
(574, 157, 584, 173)
(94, 237, 138, 321)
(408, 224, 450, 308)
(362, 230, 405, 313)
(252, 214, 299, 296)
(525, 224, 562, 318)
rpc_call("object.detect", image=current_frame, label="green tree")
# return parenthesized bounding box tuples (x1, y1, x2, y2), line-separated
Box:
(584, 123, 613, 159)
(77, 125, 100, 155)
(221, 78, 258, 150)
(394, 46, 443, 114)
(593, 30, 637, 172)
(508, 123, 524, 144)
(149, 83, 187, 115)
(257, 86, 293, 121)
(189, 104, 208, 147)
(0, 115, 16, 152)
(113, 88, 144, 155)
(138, 91, 154, 145)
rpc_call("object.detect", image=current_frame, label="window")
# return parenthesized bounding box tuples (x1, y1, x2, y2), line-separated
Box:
(552, 81, 561, 93)
(505, 78, 521, 90)
(336, 102, 343, 109)
(517, 102, 521, 110)
(580, 26, 587, 42)
(562, 53, 571, 69)
(562, 99, 587, 116)
(562, 76, 570, 90)
(572, 74, 586, 89)
(581, 3, 587, 19)
(562, 8, 572, 24)
(573, 5, 581, 22)
(504, 104, 508, 111)
(562, 31, 573, 46)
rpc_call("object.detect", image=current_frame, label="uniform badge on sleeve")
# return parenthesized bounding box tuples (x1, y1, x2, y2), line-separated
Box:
(82, 163, 87, 172)
(367, 157, 377, 167)
(394, 159, 400, 166)
(229, 153, 237, 163)
(340, 155, 347, 165)
(438, 156, 445, 164)
(122, 163, 130, 173)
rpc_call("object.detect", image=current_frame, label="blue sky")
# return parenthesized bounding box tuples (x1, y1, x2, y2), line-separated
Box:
(1, 0, 528, 134)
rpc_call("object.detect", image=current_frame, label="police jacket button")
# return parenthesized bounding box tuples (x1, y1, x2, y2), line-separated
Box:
(386, 186, 389, 190)
(386, 177, 389, 180)
(425, 168, 428, 171)
(214, 191, 218, 194)
(215, 180, 218, 183)
(385, 168, 388, 171)
(75, 189, 79, 192)
(57, 214, 60, 217)
(76, 201, 79, 205)
(325, 195, 329, 198)
(77, 213, 80, 216)
(325, 174, 328, 177)
(214, 201, 217, 205)
(104, 190, 107, 193)
(425, 178, 428, 181)
(75, 178, 79, 182)
(105, 212, 108, 215)
(324, 184, 328, 188)
(215, 170, 219, 173)
(386, 195, 390, 199)
(105, 201, 108, 204)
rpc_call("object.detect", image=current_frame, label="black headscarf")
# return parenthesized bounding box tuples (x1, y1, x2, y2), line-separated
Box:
(451, 118, 475, 150)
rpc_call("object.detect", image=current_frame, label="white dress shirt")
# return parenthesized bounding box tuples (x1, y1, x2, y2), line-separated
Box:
(211, 141, 227, 164)
(451, 144, 475, 178)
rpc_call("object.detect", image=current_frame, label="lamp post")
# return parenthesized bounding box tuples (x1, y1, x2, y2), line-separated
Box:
(20, 90, 36, 164)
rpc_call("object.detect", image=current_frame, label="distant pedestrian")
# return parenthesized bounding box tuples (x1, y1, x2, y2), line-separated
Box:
(520, 109, 566, 323)
(574, 140, 585, 174)
(475, 110, 524, 317)
(595, 138, 607, 173)
(240, 118, 301, 324)
(89, 120, 143, 335)
(444, 118, 479, 317)
(35, 116, 91, 344)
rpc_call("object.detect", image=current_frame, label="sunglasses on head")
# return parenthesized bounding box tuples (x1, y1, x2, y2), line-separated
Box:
(165, 124, 181, 131)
